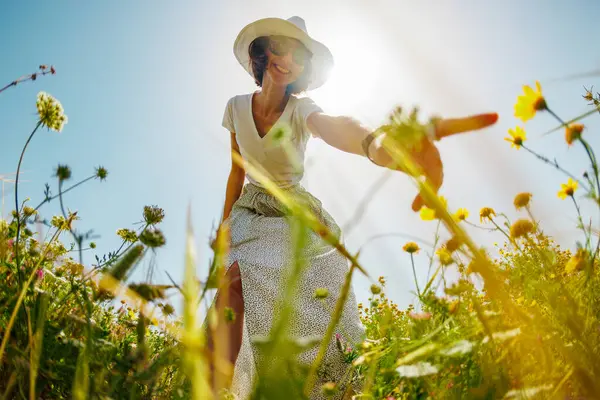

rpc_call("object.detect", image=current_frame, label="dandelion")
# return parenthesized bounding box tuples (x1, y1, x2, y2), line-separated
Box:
(505, 126, 527, 149)
(453, 208, 469, 222)
(479, 207, 496, 223)
(513, 192, 532, 210)
(563, 123, 585, 146)
(514, 81, 546, 122)
(510, 219, 534, 239)
(403, 242, 420, 254)
(36, 91, 68, 132)
(419, 196, 447, 221)
(557, 178, 578, 200)
(565, 248, 589, 274)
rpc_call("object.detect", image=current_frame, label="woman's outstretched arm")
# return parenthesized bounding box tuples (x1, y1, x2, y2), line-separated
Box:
(306, 111, 498, 211)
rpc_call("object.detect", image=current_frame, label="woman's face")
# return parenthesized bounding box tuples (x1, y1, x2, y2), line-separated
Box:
(264, 36, 311, 87)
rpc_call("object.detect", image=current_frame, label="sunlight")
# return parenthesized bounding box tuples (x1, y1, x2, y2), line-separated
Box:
(310, 15, 391, 117)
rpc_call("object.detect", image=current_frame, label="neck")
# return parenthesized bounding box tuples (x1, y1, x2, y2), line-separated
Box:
(255, 77, 289, 115)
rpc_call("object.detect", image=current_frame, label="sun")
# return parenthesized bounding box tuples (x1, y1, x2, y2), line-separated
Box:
(310, 17, 390, 116)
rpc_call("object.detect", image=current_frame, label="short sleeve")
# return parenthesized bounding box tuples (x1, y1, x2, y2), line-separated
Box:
(296, 96, 323, 138)
(222, 97, 235, 132)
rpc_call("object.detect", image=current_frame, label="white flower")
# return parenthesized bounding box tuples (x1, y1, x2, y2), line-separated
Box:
(396, 362, 439, 378)
(441, 340, 474, 356)
(36, 91, 68, 132)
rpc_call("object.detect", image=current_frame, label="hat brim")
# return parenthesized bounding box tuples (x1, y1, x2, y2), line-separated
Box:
(233, 18, 334, 90)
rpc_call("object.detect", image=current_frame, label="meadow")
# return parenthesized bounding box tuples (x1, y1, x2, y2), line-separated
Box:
(1, 66, 600, 399)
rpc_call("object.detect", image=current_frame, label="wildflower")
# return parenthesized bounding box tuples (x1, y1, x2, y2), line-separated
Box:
(143, 205, 165, 225)
(403, 242, 420, 254)
(437, 247, 453, 265)
(51, 215, 67, 229)
(117, 228, 138, 243)
(378, 276, 386, 285)
(557, 178, 578, 200)
(583, 88, 594, 102)
(479, 207, 496, 223)
(139, 228, 166, 248)
(565, 248, 589, 274)
(564, 123, 584, 146)
(23, 206, 37, 217)
(448, 300, 459, 314)
(95, 166, 108, 181)
(54, 164, 72, 181)
(36, 268, 44, 280)
(514, 81, 546, 122)
(409, 311, 432, 320)
(513, 192, 532, 210)
(419, 196, 448, 221)
(370, 284, 381, 295)
(453, 208, 469, 222)
(161, 303, 175, 316)
(505, 127, 527, 149)
(36, 91, 68, 132)
(321, 382, 337, 397)
(314, 288, 329, 299)
(510, 219, 534, 239)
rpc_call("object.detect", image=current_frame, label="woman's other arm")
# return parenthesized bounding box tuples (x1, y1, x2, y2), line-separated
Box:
(221, 131, 245, 223)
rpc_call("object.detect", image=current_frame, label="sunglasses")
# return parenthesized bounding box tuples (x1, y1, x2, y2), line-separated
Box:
(268, 36, 312, 66)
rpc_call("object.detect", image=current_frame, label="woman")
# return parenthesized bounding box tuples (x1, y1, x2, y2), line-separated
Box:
(207, 16, 498, 399)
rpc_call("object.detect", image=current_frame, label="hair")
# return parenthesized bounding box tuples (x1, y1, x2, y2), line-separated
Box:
(248, 36, 313, 95)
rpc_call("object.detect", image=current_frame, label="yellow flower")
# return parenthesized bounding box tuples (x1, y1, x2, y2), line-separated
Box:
(505, 126, 527, 149)
(436, 247, 454, 265)
(453, 208, 469, 222)
(513, 192, 532, 210)
(510, 219, 534, 239)
(403, 242, 421, 254)
(565, 248, 589, 274)
(36, 91, 68, 132)
(565, 123, 584, 146)
(514, 81, 546, 122)
(419, 196, 448, 221)
(557, 178, 578, 200)
(479, 207, 496, 223)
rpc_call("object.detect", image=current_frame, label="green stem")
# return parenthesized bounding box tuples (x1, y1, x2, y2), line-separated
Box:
(410, 253, 421, 299)
(578, 138, 600, 260)
(15, 120, 43, 283)
(571, 196, 591, 252)
(522, 145, 590, 192)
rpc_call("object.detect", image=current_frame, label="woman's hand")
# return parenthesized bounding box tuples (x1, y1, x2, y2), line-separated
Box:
(375, 113, 498, 212)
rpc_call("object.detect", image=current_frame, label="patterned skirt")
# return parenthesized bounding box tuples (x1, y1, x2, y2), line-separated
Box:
(222, 182, 365, 399)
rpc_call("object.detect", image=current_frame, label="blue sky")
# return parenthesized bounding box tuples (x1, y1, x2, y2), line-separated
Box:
(1, 0, 599, 310)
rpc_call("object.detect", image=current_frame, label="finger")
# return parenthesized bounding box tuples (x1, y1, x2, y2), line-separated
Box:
(411, 153, 444, 212)
(437, 113, 499, 139)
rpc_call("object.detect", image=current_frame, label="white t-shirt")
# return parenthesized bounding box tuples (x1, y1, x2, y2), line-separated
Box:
(222, 92, 323, 188)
